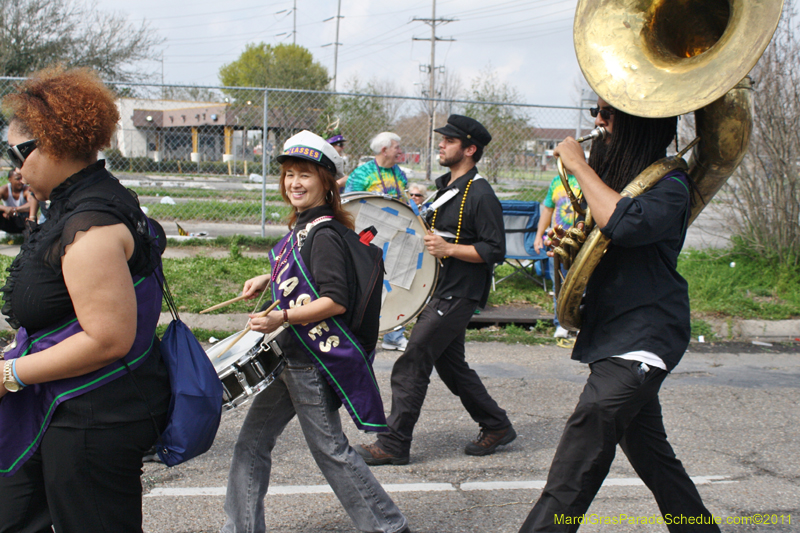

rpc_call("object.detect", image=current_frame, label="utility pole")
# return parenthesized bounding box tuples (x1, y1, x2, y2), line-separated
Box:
(333, 0, 341, 91)
(323, 0, 344, 91)
(413, 0, 455, 181)
(293, 0, 297, 45)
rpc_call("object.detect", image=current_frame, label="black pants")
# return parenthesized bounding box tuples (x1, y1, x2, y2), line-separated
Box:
(0, 213, 28, 234)
(377, 296, 511, 457)
(519, 357, 720, 532)
(0, 417, 162, 533)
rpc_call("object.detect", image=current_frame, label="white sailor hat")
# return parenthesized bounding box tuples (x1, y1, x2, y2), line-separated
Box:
(276, 130, 345, 178)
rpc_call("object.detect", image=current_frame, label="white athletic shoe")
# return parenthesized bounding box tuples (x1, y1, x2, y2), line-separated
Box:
(381, 336, 408, 351)
(553, 326, 570, 339)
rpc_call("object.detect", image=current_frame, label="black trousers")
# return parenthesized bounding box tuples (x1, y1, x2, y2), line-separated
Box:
(377, 296, 511, 457)
(0, 417, 162, 533)
(0, 213, 28, 234)
(519, 357, 720, 532)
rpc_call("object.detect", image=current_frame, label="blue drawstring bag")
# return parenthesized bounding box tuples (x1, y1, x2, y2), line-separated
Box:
(155, 275, 223, 466)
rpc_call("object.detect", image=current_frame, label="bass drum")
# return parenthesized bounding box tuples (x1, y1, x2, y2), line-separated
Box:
(341, 193, 438, 333)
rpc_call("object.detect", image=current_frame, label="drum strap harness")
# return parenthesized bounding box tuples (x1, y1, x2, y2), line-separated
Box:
(269, 229, 388, 433)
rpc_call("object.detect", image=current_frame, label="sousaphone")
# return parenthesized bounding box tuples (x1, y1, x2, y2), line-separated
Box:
(553, 0, 784, 331)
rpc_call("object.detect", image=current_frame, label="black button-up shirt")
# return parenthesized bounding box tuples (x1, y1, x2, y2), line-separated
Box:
(572, 171, 692, 371)
(428, 167, 505, 307)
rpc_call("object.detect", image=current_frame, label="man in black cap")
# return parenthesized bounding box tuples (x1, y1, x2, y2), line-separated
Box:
(358, 114, 515, 465)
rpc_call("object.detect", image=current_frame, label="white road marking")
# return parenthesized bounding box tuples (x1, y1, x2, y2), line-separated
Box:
(145, 476, 731, 498)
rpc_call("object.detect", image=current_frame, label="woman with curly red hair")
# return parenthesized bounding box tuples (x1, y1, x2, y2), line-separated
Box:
(0, 67, 171, 532)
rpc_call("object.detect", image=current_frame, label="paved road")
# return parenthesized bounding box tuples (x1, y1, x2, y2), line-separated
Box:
(142, 342, 800, 532)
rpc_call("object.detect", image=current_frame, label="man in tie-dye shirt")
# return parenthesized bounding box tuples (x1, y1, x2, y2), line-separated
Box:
(534, 173, 581, 338)
(345, 132, 409, 202)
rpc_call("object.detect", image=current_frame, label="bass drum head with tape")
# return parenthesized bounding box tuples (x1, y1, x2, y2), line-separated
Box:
(341, 193, 438, 333)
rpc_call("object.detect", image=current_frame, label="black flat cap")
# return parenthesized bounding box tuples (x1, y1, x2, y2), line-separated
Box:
(434, 115, 492, 147)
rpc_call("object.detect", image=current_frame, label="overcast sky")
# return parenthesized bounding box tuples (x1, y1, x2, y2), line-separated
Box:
(98, 0, 586, 107)
(98, 0, 795, 108)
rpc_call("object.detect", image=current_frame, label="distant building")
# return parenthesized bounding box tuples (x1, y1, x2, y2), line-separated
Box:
(523, 128, 593, 170)
(112, 98, 317, 162)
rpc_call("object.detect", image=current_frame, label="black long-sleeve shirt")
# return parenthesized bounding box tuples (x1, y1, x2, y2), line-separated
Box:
(428, 167, 505, 307)
(571, 171, 692, 371)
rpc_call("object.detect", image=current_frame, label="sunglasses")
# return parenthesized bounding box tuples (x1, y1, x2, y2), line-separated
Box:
(7, 139, 37, 169)
(409, 193, 424, 198)
(589, 107, 615, 120)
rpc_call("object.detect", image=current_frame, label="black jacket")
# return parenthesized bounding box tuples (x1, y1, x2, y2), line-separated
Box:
(429, 167, 505, 307)
(571, 171, 692, 371)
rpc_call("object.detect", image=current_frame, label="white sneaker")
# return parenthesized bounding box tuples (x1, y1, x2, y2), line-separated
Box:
(553, 326, 570, 339)
(381, 336, 408, 351)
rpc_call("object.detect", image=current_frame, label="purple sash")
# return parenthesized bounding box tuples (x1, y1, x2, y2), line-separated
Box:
(0, 273, 162, 477)
(269, 232, 387, 432)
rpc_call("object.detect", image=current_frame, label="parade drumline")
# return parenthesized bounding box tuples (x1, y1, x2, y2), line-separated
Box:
(0, 0, 786, 530)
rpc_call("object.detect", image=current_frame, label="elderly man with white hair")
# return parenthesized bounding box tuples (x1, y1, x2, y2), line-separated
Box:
(345, 132, 408, 200)
(345, 131, 410, 351)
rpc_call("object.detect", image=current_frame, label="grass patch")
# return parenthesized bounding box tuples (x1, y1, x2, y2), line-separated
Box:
(167, 235, 281, 249)
(0, 245, 796, 327)
(155, 324, 239, 343)
(690, 319, 717, 341)
(161, 255, 269, 313)
(678, 248, 800, 320)
(466, 323, 556, 345)
(146, 200, 291, 223)
(132, 187, 283, 203)
(486, 263, 552, 310)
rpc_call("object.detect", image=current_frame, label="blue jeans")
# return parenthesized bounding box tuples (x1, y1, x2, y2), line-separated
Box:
(222, 363, 407, 533)
(383, 328, 406, 345)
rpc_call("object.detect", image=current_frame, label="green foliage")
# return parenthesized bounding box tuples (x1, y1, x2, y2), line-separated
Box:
(690, 319, 717, 341)
(161, 255, 268, 314)
(217, 43, 332, 162)
(131, 187, 283, 203)
(166, 235, 281, 249)
(218, 43, 329, 91)
(678, 248, 800, 319)
(465, 323, 555, 345)
(155, 325, 238, 343)
(144, 200, 291, 223)
(486, 263, 551, 309)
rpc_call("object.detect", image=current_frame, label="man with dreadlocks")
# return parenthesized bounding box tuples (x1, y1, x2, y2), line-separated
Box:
(518, 98, 720, 532)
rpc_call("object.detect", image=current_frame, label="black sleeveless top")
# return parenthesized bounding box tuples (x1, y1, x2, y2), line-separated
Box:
(1, 161, 171, 427)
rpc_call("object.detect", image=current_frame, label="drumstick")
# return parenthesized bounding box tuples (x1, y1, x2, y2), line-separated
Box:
(200, 294, 249, 314)
(416, 214, 444, 268)
(217, 300, 280, 358)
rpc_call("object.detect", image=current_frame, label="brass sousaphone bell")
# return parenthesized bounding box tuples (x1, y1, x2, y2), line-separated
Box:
(553, 0, 784, 331)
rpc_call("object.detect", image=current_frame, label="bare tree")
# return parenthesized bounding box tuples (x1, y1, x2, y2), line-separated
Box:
(727, 6, 800, 265)
(462, 65, 530, 183)
(0, 0, 163, 82)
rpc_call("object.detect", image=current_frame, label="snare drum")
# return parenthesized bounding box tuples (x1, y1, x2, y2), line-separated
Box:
(341, 193, 438, 332)
(205, 329, 286, 410)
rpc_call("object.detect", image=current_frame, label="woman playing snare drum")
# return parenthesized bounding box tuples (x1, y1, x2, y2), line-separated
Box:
(221, 131, 409, 533)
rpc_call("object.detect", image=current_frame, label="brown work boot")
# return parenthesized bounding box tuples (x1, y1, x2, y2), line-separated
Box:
(464, 426, 517, 456)
(356, 442, 410, 466)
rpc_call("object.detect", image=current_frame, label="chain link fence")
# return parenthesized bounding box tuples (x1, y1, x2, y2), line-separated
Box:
(0, 78, 594, 237)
